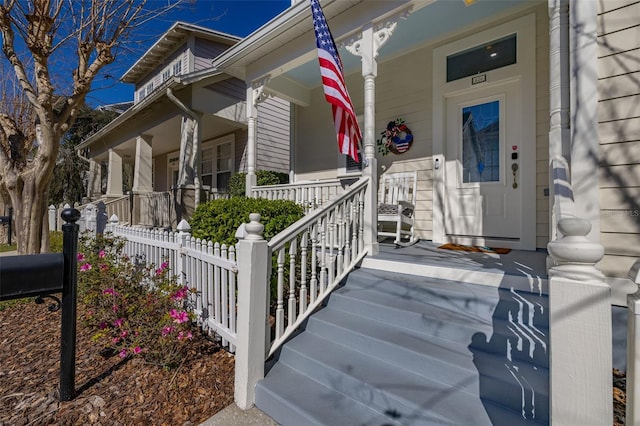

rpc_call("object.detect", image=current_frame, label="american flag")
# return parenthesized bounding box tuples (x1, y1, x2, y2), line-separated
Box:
(310, 0, 361, 163)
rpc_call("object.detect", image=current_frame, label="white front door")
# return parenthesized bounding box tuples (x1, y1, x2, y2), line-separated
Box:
(444, 80, 527, 248)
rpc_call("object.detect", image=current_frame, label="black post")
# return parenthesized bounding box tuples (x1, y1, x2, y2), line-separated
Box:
(7, 207, 12, 246)
(59, 208, 80, 401)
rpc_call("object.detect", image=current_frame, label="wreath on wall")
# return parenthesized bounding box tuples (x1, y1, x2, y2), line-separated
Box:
(376, 118, 414, 156)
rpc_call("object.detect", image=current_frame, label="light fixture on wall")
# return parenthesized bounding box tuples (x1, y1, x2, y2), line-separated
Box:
(463, 0, 478, 5)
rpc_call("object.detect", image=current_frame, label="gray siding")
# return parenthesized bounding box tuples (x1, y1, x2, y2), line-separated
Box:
(256, 97, 291, 173)
(597, 0, 640, 278)
(194, 38, 230, 71)
(206, 77, 245, 101)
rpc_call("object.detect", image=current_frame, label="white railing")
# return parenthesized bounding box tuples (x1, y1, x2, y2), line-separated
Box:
(547, 156, 612, 424)
(136, 192, 172, 228)
(103, 196, 130, 225)
(105, 218, 238, 351)
(234, 176, 370, 408)
(266, 177, 368, 357)
(251, 179, 347, 212)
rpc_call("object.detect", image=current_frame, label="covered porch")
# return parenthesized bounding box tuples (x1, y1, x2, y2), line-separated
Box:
(79, 70, 248, 227)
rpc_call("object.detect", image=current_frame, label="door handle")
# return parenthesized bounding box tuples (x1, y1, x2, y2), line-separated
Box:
(511, 163, 519, 189)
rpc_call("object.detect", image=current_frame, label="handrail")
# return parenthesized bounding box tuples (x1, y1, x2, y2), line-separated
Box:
(265, 176, 369, 357)
(268, 177, 368, 250)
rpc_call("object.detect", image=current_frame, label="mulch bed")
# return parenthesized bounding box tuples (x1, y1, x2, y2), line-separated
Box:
(0, 300, 234, 425)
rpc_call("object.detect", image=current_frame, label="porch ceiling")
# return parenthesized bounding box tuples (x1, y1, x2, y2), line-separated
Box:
(90, 113, 242, 162)
(286, 0, 533, 89)
(220, 0, 540, 105)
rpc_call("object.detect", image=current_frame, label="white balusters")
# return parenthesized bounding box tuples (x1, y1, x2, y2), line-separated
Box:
(105, 218, 239, 353)
(276, 248, 285, 340)
(300, 232, 308, 315)
(288, 238, 297, 327)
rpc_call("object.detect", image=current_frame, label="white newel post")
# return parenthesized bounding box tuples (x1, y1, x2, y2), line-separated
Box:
(626, 260, 640, 425)
(176, 219, 191, 287)
(235, 213, 269, 409)
(107, 214, 119, 233)
(548, 217, 612, 425)
(48, 205, 56, 231)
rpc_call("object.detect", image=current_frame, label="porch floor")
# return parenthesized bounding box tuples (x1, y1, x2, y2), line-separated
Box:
(363, 240, 548, 295)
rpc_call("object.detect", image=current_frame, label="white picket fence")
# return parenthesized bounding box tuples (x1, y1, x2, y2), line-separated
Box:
(105, 218, 238, 351)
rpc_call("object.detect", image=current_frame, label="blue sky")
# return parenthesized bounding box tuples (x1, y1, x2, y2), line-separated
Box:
(86, 0, 291, 107)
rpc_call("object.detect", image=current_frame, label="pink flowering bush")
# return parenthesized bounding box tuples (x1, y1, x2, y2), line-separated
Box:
(78, 234, 196, 368)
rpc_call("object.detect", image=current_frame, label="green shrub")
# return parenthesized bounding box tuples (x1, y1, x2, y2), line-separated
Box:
(189, 197, 304, 245)
(50, 231, 64, 253)
(228, 170, 289, 198)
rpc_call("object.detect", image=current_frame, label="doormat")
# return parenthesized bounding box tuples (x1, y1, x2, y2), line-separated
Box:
(438, 243, 511, 255)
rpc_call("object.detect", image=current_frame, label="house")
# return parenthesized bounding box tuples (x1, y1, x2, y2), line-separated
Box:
(203, 0, 639, 424)
(78, 22, 291, 227)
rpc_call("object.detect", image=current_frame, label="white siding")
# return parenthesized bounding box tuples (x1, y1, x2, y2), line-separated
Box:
(597, 0, 640, 278)
(134, 44, 188, 103)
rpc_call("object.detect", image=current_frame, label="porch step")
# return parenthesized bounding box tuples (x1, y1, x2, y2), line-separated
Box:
(255, 268, 549, 425)
(361, 243, 549, 295)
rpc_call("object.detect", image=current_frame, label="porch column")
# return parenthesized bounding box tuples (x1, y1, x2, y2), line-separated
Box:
(548, 0, 571, 240)
(569, 0, 600, 241)
(106, 149, 123, 197)
(87, 159, 102, 198)
(245, 80, 272, 197)
(346, 18, 403, 255)
(245, 84, 258, 197)
(132, 135, 153, 193)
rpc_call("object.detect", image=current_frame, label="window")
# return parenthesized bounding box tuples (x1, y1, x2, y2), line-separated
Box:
(200, 135, 235, 192)
(461, 100, 500, 183)
(162, 68, 171, 82)
(337, 115, 363, 176)
(138, 82, 155, 101)
(172, 60, 182, 76)
(446, 34, 517, 82)
(338, 149, 363, 176)
(167, 151, 179, 187)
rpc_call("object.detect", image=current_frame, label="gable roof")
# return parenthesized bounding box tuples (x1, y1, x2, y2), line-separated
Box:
(121, 21, 240, 84)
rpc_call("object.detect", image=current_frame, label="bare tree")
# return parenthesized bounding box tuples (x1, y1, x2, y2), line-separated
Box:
(0, 0, 184, 253)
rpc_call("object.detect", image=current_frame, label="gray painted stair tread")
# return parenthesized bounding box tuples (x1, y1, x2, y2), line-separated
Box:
(328, 285, 495, 336)
(282, 331, 547, 415)
(256, 363, 405, 426)
(350, 268, 549, 310)
(307, 306, 476, 368)
(256, 271, 549, 425)
(306, 307, 549, 381)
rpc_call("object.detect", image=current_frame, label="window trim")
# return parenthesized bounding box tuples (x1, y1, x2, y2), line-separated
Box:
(167, 150, 180, 188)
(200, 134, 235, 191)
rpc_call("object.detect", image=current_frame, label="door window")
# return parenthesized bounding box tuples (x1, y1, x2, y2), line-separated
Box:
(461, 100, 500, 183)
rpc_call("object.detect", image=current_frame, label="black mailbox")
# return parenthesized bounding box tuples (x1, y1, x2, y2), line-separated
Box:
(0, 253, 64, 301)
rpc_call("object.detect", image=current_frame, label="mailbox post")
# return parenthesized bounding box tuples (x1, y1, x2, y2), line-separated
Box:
(0, 207, 12, 245)
(0, 208, 81, 401)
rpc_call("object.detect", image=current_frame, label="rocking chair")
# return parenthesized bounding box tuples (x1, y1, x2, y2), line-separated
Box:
(377, 171, 418, 247)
